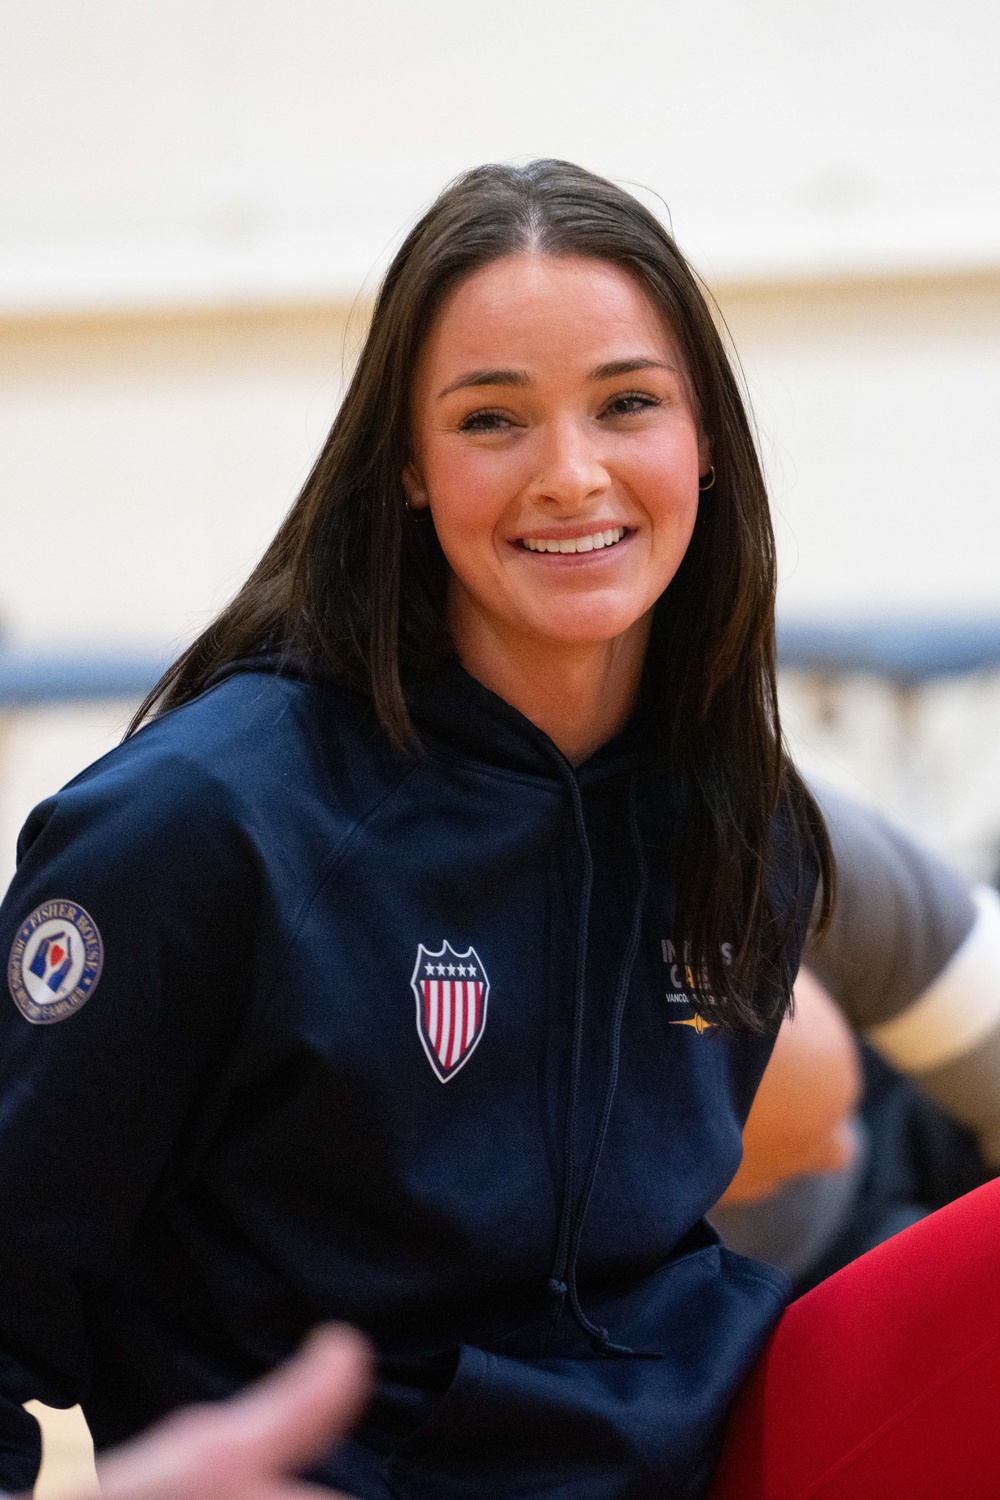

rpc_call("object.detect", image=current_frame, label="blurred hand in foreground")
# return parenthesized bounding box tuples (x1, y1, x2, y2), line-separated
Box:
(22, 1326, 371, 1500)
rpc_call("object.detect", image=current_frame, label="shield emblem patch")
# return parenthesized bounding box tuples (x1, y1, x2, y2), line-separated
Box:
(411, 941, 489, 1082)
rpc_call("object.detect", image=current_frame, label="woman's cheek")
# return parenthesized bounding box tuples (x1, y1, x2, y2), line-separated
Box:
(430, 450, 519, 525)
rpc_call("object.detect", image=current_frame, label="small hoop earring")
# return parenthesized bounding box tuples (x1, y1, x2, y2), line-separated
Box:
(698, 465, 716, 491)
(404, 499, 431, 523)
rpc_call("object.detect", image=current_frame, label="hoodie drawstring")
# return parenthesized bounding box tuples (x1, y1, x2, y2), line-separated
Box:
(545, 768, 653, 1356)
(545, 763, 594, 1328)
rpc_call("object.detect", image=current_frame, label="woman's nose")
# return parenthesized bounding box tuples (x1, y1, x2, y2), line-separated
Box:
(532, 418, 609, 508)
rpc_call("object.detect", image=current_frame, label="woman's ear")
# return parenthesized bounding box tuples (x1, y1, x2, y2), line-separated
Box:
(402, 463, 430, 510)
(697, 432, 713, 479)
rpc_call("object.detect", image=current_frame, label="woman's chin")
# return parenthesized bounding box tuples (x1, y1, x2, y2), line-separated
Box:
(513, 604, 653, 652)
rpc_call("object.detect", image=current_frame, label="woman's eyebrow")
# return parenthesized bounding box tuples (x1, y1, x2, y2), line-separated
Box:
(590, 358, 677, 380)
(436, 357, 676, 401)
(437, 368, 532, 399)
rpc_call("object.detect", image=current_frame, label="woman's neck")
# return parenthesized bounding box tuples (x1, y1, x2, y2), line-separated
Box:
(449, 594, 652, 765)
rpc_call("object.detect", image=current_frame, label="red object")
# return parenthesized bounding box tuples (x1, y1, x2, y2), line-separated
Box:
(709, 1175, 1000, 1499)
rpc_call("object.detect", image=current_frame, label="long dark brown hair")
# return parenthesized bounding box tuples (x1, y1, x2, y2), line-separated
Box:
(131, 158, 832, 1029)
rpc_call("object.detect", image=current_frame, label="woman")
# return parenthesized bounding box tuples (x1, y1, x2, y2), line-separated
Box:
(0, 157, 829, 1499)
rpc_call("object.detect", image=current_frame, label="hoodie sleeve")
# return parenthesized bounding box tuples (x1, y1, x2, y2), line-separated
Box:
(0, 746, 258, 1493)
(804, 782, 1000, 1165)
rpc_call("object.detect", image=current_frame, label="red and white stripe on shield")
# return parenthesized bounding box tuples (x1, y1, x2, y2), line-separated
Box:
(411, 941, 489, 1082)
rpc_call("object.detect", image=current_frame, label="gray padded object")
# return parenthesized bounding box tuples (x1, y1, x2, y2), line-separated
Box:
(804, 782, 976, 1029)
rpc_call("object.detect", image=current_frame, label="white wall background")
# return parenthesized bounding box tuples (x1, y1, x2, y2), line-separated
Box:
(3, 0, 1000, 294)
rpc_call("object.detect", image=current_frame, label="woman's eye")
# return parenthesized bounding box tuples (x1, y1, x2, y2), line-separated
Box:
(604, 391, 661, 418)
(458, 409, 513, 434)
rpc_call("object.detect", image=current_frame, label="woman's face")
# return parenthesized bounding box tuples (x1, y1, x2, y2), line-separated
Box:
(405, 252, 708, 658)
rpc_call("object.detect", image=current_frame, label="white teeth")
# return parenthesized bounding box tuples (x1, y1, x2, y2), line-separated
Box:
(522, 527, 625, 554)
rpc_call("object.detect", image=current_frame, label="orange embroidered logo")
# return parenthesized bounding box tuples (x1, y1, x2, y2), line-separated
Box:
(668, 1013, 718, 1035)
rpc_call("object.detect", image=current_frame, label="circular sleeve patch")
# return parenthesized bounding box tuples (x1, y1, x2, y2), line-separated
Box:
(7, 900, 104, 1024)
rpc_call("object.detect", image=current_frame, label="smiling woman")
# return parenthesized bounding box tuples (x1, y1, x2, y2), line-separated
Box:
(134, 159, 830, 1028)
(0, 160, 835, 1500)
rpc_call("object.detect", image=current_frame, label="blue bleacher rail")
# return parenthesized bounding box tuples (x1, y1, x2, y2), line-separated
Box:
(775, 619, 1000, 685)
(2, 620, 1000, 707)
(0, 649, 171, 708)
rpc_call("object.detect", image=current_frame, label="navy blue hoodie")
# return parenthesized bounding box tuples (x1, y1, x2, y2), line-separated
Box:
(0, 663, 811, 1499)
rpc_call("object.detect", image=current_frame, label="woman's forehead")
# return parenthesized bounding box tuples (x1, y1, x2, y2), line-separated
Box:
(416, 252, 683, 390)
